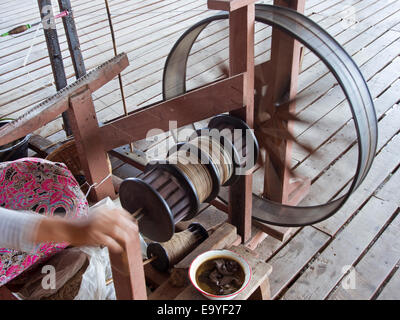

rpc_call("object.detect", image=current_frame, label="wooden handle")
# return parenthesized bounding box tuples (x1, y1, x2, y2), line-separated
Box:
(9, 25, 30, 35)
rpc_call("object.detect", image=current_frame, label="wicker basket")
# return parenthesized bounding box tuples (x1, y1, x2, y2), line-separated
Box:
(46, 140, 112, 184)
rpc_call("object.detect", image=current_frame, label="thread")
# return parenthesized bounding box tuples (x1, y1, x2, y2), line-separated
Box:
(119, 121, 247, 241)
(106, 224, 207, 282)
(1, 10, 68, 37)
(147, 226, 206, 271)
(169, 149, 212, 203)
(166, 133, 235, 204)
(190, 135, 233, 185)
(83, 172, 112, 198)
(161, 228, 202, 265)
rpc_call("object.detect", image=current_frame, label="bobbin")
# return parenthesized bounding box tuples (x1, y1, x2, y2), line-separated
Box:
(208, 114, 259, 171)
(167, 142, 221, 203)
(192, 114, 259, 186)
(189, 128, 240, 186)
(146, 223, 209, 272)
(119, 163, 200, 242)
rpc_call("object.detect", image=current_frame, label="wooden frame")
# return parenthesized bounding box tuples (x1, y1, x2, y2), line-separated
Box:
(100, 74, 245, 151)
(0, 0, 306, 299)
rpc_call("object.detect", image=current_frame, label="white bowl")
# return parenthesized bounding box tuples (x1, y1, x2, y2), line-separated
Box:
(189, 249, 251, 300)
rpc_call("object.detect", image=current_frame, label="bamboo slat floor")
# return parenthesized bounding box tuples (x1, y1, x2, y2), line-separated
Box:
(0, 0, 399, 300)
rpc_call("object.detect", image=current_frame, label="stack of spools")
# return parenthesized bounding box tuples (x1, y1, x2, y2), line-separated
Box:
(119, 115, 259, 242)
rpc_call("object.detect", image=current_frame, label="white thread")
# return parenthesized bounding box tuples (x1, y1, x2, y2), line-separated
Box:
(22, 22, 56, 89)
(83, 173, 113, 198)
(23, 22, 41, 69)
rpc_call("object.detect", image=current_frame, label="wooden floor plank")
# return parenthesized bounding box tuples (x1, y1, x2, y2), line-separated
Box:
(299, 93, 400, 208)
(293, 17, 400, 135)
(0, 0, 187, 64)
(295, 26, 400, 129)
(267, 227, 331, 299)
(293, 38, 400, 163)
(377, 268, 400, 300)
(312, 109, 400, 236)
(281, 161, 400, 299)
(0, 0, 210, 110)
(327, 174, 400, 299)
(295, 80, 400, 184)
(0, 1, 206, 101)
(248, 226, 299, 261)
(391, 21, 400, 32)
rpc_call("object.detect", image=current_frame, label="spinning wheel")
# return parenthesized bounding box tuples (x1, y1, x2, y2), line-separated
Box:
(0, 0, 378, 300)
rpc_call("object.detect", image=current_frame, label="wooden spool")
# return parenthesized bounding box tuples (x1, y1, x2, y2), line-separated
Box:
(167, 142, 221, 203)
(119, 163, 199, 242)
(208, 114, 259, 175)
(119, 115, 259, 242)
(146, 223, 209, 272)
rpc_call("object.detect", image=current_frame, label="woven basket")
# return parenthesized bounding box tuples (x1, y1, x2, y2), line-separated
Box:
(46, 140, 112, 183)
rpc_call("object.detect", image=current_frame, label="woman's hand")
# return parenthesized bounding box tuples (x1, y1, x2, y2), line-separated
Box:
(34, 207, 136, 253)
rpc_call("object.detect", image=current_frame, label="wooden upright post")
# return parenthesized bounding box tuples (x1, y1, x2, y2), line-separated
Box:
(108, 218, 147, 300)
(38, 0, 72, 136)
(68, 87, 116, 201)
(229, 4, 255, 243)
(262, 0, 310, 205)
(209, 0, 256, 242)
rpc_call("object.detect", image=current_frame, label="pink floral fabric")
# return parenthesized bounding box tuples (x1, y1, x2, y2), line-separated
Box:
(0, 157, 88, 286)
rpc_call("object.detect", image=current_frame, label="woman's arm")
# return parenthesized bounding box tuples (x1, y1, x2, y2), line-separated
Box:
(0, 206, 136, 253)
(0, 207, 45, 252)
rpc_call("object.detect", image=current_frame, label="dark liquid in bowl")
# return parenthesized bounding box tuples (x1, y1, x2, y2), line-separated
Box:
(195, 257, 245, 295)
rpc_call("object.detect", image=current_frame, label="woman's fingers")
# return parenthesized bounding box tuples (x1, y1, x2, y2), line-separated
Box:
(93, 211, 134, 250)
(115, 208, 133, 220)
(108, 209, 138, 234)
(63, 207, 139, 251)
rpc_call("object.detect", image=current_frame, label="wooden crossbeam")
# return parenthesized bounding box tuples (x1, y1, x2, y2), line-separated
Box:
(0, 53, 129, 147)
(100, 73, 245, 151)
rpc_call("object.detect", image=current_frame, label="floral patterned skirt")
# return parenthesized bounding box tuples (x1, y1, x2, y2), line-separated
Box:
(0, 158, 88, 286)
